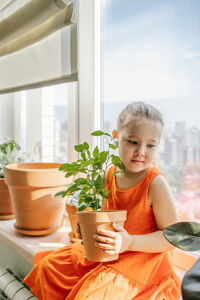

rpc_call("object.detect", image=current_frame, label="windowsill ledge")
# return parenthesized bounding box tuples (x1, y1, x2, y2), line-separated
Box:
(0, 218, 71, 265)
(0, 218, 199, 281)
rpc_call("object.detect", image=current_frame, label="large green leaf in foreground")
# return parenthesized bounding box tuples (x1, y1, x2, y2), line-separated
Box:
(163, 222, 200, 251)
(182, 258, 200, 300)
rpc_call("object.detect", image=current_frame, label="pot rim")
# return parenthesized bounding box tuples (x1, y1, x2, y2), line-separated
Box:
(5, 162, 62, 172)
(77, 209, 127, 223)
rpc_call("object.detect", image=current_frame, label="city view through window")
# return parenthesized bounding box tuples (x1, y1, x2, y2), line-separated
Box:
(102, 0, 200, 222)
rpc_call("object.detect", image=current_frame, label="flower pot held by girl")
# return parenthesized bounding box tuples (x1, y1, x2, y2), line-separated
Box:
(4, 163, 69, 236)
(77, 210, 127, 262)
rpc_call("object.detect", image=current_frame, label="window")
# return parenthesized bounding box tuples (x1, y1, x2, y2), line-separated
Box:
(0, 83, 76, 163)
(102, 0, 200, 222)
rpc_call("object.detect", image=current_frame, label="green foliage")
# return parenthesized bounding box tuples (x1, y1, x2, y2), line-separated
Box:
(163, 222, 200, 251)
(56, 130, 124, 211)
(163, 221, 200, 300)
(0, 138, 21, 178)
(182, 257, 200, 300)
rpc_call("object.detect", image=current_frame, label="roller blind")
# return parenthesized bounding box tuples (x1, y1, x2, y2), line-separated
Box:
(0, 0, 77, 93)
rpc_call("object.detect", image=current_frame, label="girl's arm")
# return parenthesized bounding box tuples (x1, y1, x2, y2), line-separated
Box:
(94, 174, 179, 254)
(129, 174, 179, 253)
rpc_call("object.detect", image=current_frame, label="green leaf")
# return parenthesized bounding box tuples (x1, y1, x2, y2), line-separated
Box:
(74, 144, 85, 152)
(87, 150, 91, 158)
(111, 155, 121, 165)
(104, 133, 111, 137)
(65, 184, 81, 195)
(59, 163, 78, 172)
(109, 143, 117, 150)
(94, 175, 103, 188)
(91, 130, 104, 136)
(163, 222, 200, 251)
(65, 172, 74, 178)
(99, 189, 111, 199)
(182, 257, 200, 300)
(78, 203, 88, 211)
(81, 152, 86, 160)
(110, 171, 122, 177)
(74, 178, 88, 185)
(93, 146, 99, 158)
(54, 191, 64, 197)
(81, 159, 93, 167)
(100, 151, 108, 163)
(83, 142, 89, 150)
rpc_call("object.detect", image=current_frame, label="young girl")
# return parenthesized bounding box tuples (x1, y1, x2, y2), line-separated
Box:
(24, 102, 181, 300)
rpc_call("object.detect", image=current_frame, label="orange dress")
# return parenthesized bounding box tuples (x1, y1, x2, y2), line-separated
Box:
(24, 166, 181, 300)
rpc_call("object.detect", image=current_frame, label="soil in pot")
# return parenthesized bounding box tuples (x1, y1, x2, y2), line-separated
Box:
(77, 210, 127, 262)
(0, 178, 15, 220)
(4, 163, 70, 236)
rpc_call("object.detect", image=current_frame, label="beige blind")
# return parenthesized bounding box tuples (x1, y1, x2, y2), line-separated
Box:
(0, 0, 77, 93)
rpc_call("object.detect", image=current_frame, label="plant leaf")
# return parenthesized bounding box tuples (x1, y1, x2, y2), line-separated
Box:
(54, 191, 64, 197)
(109, 143, 117, 150)
(59, 163, 78, 171)
(182, 257, 200, 300)
(91, 130, 104, 136)
(100, 151, 108, 163)
(83, 142, 89, 150)
(74, 178, 88, 185)
(81, 152, 86, 160)
(78, 203, 88, 211)
(65, 184, 81, 195)
(74, 144, 85, 152)
(93, 146, 99, 158)
(111, 155, 121, 164)
(65, 172, 74, 178)
(94, 174, 103, 189)
(163, 222, 200, 251)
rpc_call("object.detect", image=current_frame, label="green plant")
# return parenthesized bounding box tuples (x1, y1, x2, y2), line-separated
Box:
(0, 138, 21, 178)
(163, 222, 200, 300)
(56, 130, 124, 211)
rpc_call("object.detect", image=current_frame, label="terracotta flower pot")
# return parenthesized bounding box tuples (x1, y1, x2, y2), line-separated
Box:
(4, 163, 69, 236)
(0, 178, 15, 220)
(77, 210, 127, 262)
(66, 203, 79, 239)
(66, 203, 92, 242)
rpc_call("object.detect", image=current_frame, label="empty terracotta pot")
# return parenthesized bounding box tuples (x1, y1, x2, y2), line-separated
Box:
(66, 203, 92, 242)
(4, 163, 69, 236)
(66, 203, 79, 239)
(77, 210, 127, 262)
(0, 178, 14, 219)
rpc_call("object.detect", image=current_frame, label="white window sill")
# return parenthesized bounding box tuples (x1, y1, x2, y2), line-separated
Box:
(0, 218, 71, 265)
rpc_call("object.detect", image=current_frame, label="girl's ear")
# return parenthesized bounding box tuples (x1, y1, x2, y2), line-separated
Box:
(112, 129, 118, 139)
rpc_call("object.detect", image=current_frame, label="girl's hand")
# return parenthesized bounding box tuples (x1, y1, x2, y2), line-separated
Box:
(93, 223, 131, 255)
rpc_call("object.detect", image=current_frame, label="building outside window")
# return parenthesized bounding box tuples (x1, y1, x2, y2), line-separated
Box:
(102, 0, 200, 222)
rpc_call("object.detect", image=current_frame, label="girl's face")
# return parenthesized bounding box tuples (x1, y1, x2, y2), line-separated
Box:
(118, 117, 162, 174)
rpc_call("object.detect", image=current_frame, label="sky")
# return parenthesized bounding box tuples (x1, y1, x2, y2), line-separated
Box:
(103, 0, 200, 127)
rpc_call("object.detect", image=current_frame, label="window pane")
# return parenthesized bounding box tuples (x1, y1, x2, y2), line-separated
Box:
(0, 83, 70, 163)
(103, 0, 200, 222)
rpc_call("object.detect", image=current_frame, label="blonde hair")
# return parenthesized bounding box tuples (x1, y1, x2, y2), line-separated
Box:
(117, 101, 164, 132)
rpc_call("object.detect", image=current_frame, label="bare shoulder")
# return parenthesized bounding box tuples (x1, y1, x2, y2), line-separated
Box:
(148, 174, 169, 204)
(149, 174, 179, 230)
(150, 174, 169, 190)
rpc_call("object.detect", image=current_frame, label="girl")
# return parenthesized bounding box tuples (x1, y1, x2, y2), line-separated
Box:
(24, 102, 181, 299)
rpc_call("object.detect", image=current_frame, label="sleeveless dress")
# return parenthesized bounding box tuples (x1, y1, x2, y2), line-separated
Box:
(24, 166, 181, 300)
